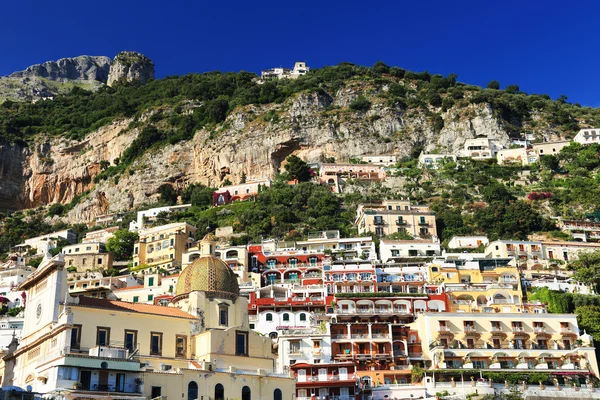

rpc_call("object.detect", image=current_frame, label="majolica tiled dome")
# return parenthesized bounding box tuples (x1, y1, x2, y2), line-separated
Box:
(174, 256, 240, 300)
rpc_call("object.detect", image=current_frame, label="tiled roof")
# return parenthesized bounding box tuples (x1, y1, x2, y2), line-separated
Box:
(74, 297, 196, 319)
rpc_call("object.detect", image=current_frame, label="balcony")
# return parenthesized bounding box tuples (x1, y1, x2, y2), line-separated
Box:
(512, 327, 525, 333)
(439, 326, 451, 332)
(332, 334, 349, 339)
(534, 327, 546, 333)
(418, 221, 430, 226)
(373, 219, 385, 225)
(351, 333, 369, 339)
(396, 220, 407, 226)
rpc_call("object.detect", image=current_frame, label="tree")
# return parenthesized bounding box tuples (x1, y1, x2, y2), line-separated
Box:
(284, 155, 312, 182)
(106, 230, 139, 261)
(571, 250, 600, 292)
(487, 80, 500, 90)
(574, 305, 600, 341)
(372, 61, 390, 74)
(47, 203, 65, 216)
(505, 84, 520, 94)
(482, 183, 514, 204)
(158, 184, 178, 205)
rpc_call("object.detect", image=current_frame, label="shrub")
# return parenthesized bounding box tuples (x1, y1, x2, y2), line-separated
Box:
(349, 96, 371, 112)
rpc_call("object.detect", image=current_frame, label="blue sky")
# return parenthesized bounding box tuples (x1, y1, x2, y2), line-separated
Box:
(1, 0, 598, 105)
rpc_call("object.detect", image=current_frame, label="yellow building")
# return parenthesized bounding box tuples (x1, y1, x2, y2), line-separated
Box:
(133, 222, 197, 270)
(428, 256, 525, 313)
(355, 200, 438, 239)
(410, 312, 599, 377)
(2, 236, 295, 400)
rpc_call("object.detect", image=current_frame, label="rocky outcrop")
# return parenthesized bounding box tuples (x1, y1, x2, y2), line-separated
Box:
(9, 55, 111, 82)
(107, 51, 155, 87)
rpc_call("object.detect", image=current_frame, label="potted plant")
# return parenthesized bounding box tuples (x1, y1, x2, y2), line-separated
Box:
(73, 382, 82, 389)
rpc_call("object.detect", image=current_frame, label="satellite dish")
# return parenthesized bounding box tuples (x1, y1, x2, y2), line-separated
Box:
(101, 361, 109, 369)
(26, 385, 32, 392)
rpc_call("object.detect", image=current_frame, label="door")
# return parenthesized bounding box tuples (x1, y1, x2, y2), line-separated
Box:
(297, 369, 306, 382)
(80, 370, 92, 390)
(318, 388, 328, 399)
(340, 387, 350, 400)
(98, 370, 109, 391)
(115, 373, 125, 392)
(318, 368, 327, 381)
(338, 367, 348, 381)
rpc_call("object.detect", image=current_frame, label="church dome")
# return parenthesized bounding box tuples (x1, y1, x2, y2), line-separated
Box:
(174, 255, 240, 300)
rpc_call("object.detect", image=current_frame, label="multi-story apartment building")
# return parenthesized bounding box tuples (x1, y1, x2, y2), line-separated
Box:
(356, 200, 437, 239)
(67, 272, 137, 298)
(541, 240, 600, 263)
(463, 138, 502, 159)
(574, 128, 600, 145)
(414, 312, 599, 377)
(212, 178, 272, 206)
(379, 239, 441, 262)
(428, 255, 526, 313)
(62, 242, 113, 272)
(485, 240, 544, 266)
(112, 273, 179, 304)
(132, 222, 196, 270)
(561, 219, 600, 242)
(295, 231, 376, 261)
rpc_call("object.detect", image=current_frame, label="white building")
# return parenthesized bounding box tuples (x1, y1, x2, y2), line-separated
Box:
(12, 229, 76, 257)
(128, 204, 192, 231)
(295, 231, 376, 261)
(360, 155, 397, 166)
(82, 226, 119, 243)
(261, 61, 309, 80)
(447, 236, 489, 249)
(213, 178, 272, 205)
(463, 138, 502, 159)
(418, 153, 457, 169)
(529, 277, 593, 295)
(574, 128, 600, 145)
(112, 273, 178, 304)
(379, 239, 441, 262)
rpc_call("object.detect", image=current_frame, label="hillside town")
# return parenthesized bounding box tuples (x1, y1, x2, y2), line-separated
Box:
(1, 125, 600, 400)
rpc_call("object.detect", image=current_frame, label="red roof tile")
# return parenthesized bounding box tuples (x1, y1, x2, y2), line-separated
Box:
(74, 297, 196, 319)
(113, 285, 144, 291)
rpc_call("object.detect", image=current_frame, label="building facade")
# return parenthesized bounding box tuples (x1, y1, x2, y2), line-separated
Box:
(356, 200, 438, 239)
(133, 222, 197, 270)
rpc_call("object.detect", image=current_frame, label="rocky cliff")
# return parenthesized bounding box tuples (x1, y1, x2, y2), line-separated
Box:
(107, 51, 155, 87)
(0, 86, 517, 221)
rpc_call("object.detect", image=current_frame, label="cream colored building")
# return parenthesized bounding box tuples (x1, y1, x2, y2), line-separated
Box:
(496, 147, 538, 165)
(3, 236, 295, 400)
(361, 155, 398, 166)
(356, 200, 437, 239)
(82, 226, 118, 244)
(133, 222, 197, 270)
(532, 140, 571, 156)
(411, 312, 599, 376)
(379, 239, 441, 262)
(418, 153, 457, 169)
(447, 235, 489, 249)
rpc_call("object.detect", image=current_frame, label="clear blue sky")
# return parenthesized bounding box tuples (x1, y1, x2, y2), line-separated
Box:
(1, 0, 598, 105)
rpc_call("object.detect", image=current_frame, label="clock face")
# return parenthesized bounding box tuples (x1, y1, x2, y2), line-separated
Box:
(36, 303, 42, 321)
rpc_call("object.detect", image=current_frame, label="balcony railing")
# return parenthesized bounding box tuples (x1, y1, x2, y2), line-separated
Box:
(512, 326, 525, 332)
(534, 327, 546, 333)
(464, 326, 477, 332)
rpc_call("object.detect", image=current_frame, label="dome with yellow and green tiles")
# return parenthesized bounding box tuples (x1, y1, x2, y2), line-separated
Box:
(174, 255, 240, 300)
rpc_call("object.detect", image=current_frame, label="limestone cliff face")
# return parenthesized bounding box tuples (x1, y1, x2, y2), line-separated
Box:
(9, 56, 111, 82)
(107, 51, 155, 87)
(0, 86, 519, 221)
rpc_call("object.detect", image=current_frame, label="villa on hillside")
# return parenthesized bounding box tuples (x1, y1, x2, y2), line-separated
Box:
(261, 62, 309, 80)
(574, 128, 600, 145)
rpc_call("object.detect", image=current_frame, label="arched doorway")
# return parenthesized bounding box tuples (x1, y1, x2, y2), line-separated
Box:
(215, 383, 224, 400)
(187, 381, 198, 400)
(274, 388, 282, 400)
(242, 386, 251, 400)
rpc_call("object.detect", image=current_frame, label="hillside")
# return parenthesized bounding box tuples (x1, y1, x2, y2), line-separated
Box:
(0, 60, 599, 224)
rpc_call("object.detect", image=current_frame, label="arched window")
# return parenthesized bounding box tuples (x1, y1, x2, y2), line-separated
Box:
(266, 313, 273, 322)
(283, 313, 290, 322)
(274, 388, 282, 400)
(215, 383, 224, 400)
(187, 381, 198, 400)
(299, 313, 306, 322)
(242, 386, 251, 400)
